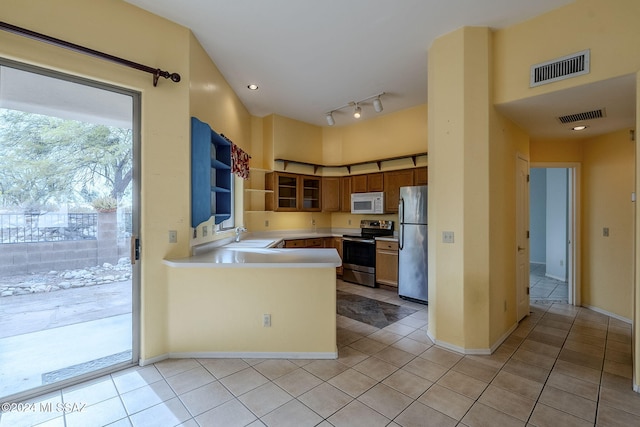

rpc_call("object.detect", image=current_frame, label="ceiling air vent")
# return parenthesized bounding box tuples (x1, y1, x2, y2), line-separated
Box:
(557, 108, 605, 124)
(530, 49, 590, 87)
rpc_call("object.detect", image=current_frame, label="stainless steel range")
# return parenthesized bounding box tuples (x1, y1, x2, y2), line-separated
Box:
(342, 219, 394, 287)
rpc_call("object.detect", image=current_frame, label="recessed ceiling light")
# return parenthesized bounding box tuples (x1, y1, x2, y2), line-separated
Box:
(572, 125, 588, 131)
(247, 84, 259, 90)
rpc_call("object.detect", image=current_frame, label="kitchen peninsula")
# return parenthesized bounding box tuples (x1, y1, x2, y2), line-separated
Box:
(162, 241, 341, 360)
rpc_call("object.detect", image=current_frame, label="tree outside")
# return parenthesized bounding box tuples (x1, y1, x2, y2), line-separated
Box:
(0, 109, 133, 213)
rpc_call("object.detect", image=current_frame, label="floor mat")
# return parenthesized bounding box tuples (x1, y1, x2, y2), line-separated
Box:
(337, 290, 417, 328)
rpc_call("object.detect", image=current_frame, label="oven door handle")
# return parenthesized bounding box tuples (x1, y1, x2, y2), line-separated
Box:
(342, 237, 375, 244)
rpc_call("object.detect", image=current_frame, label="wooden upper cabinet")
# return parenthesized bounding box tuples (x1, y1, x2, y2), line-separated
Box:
(301, 175, 321, 211)
(352, 173, 384, 193)
(341, 176, 352, 212)
(352, 175, 368, 193)
(271, 172, 299, 211)
(266, 172, 321, 211)
(322, 177, 341, 212)
(414, 167, 428, 185)
(367, 173, 384, 192)
(384, 169, 415, 213)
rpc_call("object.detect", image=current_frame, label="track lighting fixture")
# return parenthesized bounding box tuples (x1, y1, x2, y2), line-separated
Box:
(373, 96, 383, 113)
(324, 92, 385, 126)
(326, 112, 335, 126)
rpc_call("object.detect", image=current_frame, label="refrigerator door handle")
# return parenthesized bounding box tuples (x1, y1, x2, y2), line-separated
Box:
(398, 197, 404, 250)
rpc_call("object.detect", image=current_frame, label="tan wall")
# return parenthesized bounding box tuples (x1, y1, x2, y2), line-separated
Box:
(0, 0, 253, 361)
(532, 130, 635, 320)
(582, 130, 635, 318)
(188, 33, 253, 247)
(428, 27, 496, 350)
(494, 0, 640, 105)
(322, 104, 428, 165)
(270, 114, 323, 165)
(166, 267, 336, 355)
(488, 113, 530, 343)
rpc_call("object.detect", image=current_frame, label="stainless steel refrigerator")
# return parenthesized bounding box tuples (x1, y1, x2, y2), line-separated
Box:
(398, 185, 428, 303)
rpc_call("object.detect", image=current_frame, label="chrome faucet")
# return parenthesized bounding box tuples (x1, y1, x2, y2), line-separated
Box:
(234, 226, 247, 242)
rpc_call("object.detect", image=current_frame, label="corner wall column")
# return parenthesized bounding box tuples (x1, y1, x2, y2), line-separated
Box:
(427, 27, 492, 351)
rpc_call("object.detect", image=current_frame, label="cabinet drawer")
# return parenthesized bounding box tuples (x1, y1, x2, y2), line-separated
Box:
(284, 239, 306, 248)
(305, 238, 323, 247)
(376, 240, 398, 251)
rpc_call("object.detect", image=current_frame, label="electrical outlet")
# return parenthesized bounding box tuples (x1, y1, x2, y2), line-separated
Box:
(603, 227, 609, 237)
(169, 230, 177, 243)
(442, 231, 455, 243)
(311, 219, 316, 226)
(264, 220, 269, 227)
(202, 225, 208, 237)
(263, 314, 271, 327)
(348, 219, 352, 225)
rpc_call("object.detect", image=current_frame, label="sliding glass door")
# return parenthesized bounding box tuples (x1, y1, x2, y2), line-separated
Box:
(0, 60, 140, 400)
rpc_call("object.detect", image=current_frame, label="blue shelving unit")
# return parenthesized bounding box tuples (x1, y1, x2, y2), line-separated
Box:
(191, 117, 232, 227)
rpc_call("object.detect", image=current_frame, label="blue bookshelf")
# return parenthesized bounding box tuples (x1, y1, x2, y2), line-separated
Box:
(191, 117, 232, 227)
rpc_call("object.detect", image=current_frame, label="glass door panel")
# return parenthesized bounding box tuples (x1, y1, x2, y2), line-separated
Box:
(0, 61, 139, 400)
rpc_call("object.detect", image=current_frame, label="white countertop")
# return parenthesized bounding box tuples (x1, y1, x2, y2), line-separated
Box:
(375, 236, 398, 242)
(164, 247, 341, 268)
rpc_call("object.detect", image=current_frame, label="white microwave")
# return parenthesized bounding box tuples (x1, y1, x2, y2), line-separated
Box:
(351, 192, 385, 214)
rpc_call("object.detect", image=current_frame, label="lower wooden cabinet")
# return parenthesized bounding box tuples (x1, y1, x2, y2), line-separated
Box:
(283, 237, 343, 275)
(376, 240, 399, 287)
(305, 238, 323, 247)
(284, 239, 306, 248)
(283, 238, 324, 248)
(332, 237, 343, 276)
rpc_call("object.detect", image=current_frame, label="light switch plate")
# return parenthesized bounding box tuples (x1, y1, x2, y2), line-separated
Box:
(169, 230, 177, 243)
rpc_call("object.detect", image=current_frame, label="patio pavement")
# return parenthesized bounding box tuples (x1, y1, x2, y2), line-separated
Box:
(0, 280, 132, 398)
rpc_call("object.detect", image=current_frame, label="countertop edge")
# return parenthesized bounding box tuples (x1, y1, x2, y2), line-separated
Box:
(164, 247, 342, 269)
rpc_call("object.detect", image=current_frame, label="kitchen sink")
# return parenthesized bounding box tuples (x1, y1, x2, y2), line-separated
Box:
(224, 239, 278, 248)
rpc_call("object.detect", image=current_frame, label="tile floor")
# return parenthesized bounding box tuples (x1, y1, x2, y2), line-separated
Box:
(1, 279, 638, 427)
(530, 263, 568, 304)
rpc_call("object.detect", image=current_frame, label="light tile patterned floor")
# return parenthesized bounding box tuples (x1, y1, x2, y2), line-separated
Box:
(1, 279, 638, 427)
(530, 263, 568, 304)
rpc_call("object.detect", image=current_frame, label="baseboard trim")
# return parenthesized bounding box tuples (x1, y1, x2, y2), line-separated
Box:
(582, 305, 632, 324)
(139, 353, 169, 366)
(427, 323, 517, 355)
(168, 351, 338, 360)
(491, 322, 519, 352)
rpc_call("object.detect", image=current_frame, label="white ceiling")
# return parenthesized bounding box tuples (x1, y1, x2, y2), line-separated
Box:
(124, 0, 635, 138)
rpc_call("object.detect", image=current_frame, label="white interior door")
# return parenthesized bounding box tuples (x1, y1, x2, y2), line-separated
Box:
(516, 155, 530, 321)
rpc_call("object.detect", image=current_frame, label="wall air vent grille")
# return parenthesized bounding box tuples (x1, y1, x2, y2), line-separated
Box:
(557, 109, 605, 124)
(530, 49, 590, 87)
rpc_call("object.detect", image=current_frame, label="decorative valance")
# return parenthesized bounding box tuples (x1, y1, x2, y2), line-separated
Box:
(222, 134, 251, 180)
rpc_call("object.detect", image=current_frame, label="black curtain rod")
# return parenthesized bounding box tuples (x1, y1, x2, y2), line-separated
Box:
(0, 21, 181, 87)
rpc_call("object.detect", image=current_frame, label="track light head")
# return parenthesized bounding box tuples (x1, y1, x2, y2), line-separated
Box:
(324, 92, 384, 125)
(373, 96, 383, 113)
(326, 112, 335, 126)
